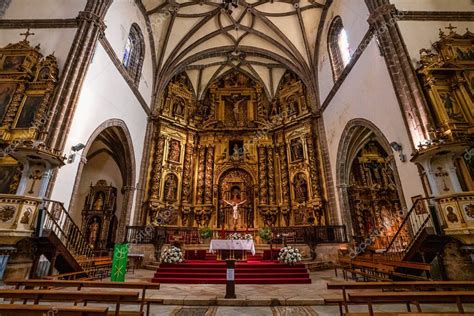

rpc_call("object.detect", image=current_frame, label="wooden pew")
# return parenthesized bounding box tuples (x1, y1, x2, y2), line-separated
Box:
(326, 281, 474, 315)
(0, 289, 140, 316)
(338, 257, 394, 281)
(0, 304, 109, 316)
(348, 291, 474, 316)
(6, 279, 160, 316)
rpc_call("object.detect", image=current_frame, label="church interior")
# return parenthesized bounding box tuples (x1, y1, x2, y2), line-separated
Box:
(0, 0, 473, 315)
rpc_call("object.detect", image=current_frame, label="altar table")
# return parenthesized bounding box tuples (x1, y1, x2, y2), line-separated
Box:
(209, 239, 256, 260)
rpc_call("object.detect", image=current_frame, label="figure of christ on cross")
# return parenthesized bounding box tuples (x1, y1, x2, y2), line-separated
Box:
(223, 199, 247, 229)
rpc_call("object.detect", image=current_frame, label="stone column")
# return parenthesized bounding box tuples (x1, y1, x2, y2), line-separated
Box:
(46, 0, 114, 151)
(365, 0, 432, 148)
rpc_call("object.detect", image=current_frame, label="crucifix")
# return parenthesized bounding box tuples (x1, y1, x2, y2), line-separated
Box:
(445, 24, 457, 34)
(20, 28, 35, 41)
(28, 169, 43, 194)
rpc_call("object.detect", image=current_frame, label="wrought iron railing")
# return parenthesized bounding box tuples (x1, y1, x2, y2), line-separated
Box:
(383, 197, 438, 260)
(41, 199, 95, 272)
(124, 225, 348, 245)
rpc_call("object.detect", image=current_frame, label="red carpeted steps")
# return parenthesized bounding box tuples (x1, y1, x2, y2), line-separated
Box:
(152, 260, 311, 284)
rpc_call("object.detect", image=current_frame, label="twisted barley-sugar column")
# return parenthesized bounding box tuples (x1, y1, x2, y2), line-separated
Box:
(258, 146, 268, 204)
(279, 144, 290, 204)
(267, 146, 276, 205)
(204, 145, 215, 204)
(149, 135, 165, 199)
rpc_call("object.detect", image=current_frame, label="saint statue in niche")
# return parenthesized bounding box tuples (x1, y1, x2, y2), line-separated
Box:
(168, 139, 181, 162)
(290, 138, 304, 161)
(293, 173, 308, 202)
(287, 95, 297, 114)
(163, 174, 178, 202)
(173, 99, 185, 117)
(88, 217, 100, 247)
(93, 192, 105, 210)
(270, 99, 279, 116)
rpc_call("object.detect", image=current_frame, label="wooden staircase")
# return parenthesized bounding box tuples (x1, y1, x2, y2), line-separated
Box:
(34, 199, 111, 279)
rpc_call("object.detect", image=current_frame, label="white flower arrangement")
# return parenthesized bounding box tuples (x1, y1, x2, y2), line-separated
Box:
(160, 246, 184, 264)
(228, 232, 253, 240)
(278, 246, 302, 265)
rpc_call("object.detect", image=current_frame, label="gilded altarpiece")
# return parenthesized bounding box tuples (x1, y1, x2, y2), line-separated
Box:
(145, 71, 327, 229)
(348, 142, 408, 248)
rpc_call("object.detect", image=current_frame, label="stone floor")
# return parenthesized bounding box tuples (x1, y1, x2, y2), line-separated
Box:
(3, 268, 473, 315)
(122, 269, 474, 315)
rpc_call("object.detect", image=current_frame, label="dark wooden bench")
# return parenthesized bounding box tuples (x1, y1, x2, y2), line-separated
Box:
(0, 289, 140, 316)
(6, 279, 160, 316)
(326, 281, 474, 315)
(349, 291, 474, 316)
(0, 304, 109, 316)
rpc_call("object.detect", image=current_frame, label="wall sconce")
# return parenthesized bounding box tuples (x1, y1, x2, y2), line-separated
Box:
(67, 143, 85, 164)
(390, 141, 406, 162)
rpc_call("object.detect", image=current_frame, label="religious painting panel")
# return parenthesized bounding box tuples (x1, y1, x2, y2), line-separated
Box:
(437, 89, 466, 123)
(0, 165, 21, 194)
(15, 95, 42, 128)
(1, 55, 25, 72)
(168, 139, 181, 162)
(411, 195, 428, 215)
(0, 83, 16, 122)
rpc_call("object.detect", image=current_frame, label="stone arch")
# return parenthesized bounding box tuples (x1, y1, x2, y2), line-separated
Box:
(336, 118, 406, 239)
(69, 119, 136, 242)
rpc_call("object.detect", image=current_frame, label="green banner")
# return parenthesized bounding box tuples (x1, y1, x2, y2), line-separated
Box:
(111, 243, 129, 282)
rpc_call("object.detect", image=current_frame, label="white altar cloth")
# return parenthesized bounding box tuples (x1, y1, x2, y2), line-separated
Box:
(209, 239, 256, 255)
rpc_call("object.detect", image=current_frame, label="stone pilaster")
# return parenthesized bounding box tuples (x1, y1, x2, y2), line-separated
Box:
(365, 0, 432, 148)
(46, 0, 113, 151)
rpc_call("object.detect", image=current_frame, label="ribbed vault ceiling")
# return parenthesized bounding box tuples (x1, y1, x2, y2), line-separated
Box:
(142, 0, 326, 101)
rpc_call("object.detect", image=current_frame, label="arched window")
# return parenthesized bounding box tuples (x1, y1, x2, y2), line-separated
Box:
(122, 23, 144, 86)
(328, 16, 351, 81)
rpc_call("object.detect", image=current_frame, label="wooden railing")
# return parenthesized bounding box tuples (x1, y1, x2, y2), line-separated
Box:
(41, 199, 95, 272)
